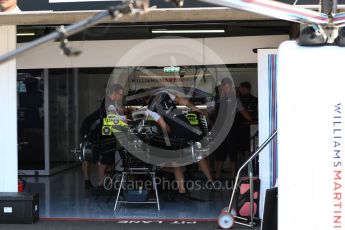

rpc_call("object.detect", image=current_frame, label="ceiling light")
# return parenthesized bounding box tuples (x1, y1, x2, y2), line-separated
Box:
(151, 29, 225, 34)
(16, 32, 36, 36)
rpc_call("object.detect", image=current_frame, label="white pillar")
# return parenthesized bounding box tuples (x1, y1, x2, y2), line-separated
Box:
(0, 25, 18, 192)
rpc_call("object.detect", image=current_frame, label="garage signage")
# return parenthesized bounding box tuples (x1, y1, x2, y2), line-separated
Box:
(164, 66, 180, 73)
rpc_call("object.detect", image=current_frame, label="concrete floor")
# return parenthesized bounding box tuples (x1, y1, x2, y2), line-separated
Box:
(16, 165, 261, 229)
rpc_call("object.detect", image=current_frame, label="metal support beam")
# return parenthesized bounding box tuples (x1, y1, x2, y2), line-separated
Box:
(0, 3, 135, 64)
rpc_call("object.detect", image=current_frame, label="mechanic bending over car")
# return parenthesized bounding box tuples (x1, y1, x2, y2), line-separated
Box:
(135, 88, 214, 200)
(79, 84, 128, 192)
(99, 84, 126, 182)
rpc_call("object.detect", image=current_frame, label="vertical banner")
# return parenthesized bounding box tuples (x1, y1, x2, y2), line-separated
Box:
(278, 41, 345, 230)
(258, 49, 278, 218)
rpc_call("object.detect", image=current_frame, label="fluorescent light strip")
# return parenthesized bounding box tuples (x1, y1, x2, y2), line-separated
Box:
(151, 29, 225, 34)
(17, 33, 36, 36)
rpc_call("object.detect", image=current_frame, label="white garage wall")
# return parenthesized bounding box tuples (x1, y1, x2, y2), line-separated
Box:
(17, 35, 288, 69)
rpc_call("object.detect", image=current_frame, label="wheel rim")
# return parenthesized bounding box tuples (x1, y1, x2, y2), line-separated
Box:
(218, 213, 234, 229)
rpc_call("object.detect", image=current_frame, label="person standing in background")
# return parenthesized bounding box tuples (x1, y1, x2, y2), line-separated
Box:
(237, 81, 258, 166)
(238, 81, 258, 121)
(210, 78, 252, 181)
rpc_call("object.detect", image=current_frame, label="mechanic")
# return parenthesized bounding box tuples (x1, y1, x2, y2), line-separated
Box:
(137, 88, 214, 200)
